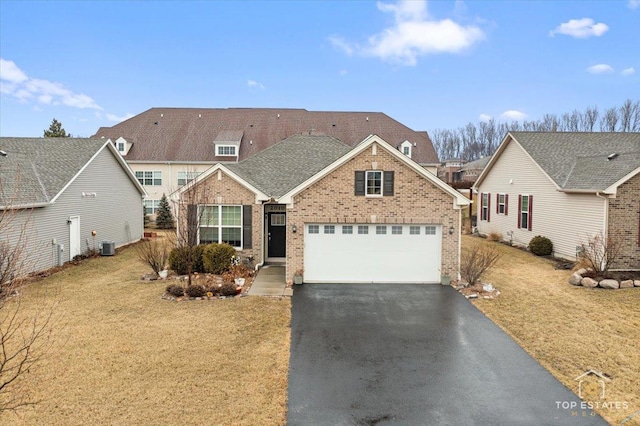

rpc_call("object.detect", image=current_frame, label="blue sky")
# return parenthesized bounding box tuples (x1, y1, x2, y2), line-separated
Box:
(1, 0, 638, 137)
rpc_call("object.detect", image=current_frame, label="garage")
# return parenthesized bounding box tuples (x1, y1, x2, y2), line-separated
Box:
(303, 223, 442, 283)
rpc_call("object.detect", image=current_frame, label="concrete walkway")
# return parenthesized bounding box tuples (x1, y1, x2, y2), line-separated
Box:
(248, 265, 292, 296)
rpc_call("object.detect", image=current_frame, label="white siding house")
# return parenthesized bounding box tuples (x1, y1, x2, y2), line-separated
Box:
(474, 132, 640, 269)
(0, 138, 147, 276)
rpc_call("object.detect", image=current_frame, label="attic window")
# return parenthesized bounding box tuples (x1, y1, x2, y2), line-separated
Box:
(400, 140, 412, 158)
(117, 142, 125, 153)
(217, 145, 237, 156)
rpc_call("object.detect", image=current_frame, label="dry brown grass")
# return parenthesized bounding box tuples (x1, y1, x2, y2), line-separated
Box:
(1, 242, 291, 425)
(462, 235, 640, 425)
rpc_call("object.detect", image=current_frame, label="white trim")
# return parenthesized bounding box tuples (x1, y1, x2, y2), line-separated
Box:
(215, 144, 238, 157)
(365, 170, 383, 197)
(400, 140, 412, 158)
(603, 166, 640, 194)
(197, 204, 243, 249)
(279, 134, 470, 207)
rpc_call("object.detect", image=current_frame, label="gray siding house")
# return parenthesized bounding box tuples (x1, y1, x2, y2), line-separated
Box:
(0, 138, 146, 276)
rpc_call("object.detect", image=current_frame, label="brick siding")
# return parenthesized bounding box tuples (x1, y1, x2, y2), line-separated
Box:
(608, 172, 640, 270)
(286, 143, 460, 281)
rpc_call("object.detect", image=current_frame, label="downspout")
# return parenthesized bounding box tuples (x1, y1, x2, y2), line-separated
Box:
(254, 202, 265, 271)
(595, 191, 609, 271)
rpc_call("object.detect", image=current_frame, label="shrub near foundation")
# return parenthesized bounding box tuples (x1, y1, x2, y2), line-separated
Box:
(203, 243, 236, 275)
(529, 235, 553, 256)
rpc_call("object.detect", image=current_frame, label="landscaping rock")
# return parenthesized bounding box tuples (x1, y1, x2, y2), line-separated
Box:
(620, 280, 634, 289)
(635, 280, 640, 287)
(465, 294, 478, 299)
(576, 268, 587, 276)
(599, 279, 620, 289)
(569, 273, 583, 286)
(581, 277, 598, 288)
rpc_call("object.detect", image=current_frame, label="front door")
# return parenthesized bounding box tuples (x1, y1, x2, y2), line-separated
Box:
(267, 212, 286, 258)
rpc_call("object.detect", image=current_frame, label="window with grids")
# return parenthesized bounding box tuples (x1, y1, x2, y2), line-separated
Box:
(324, 225, 335, 234)
(135, 171, 162, 186)
(366, 171, 383, 196)
(376, 225, 387, 235)
(342, 225, 353, 234)
(481, 193, 489, 221)
(143, 199, 161, 215)
(117, 142, 125, 152)
(308, 225, 319, 234)
(520, 195, 530, 230)
(498, 194, 506, 214)
(410, 226, 421, 235)
(391, 226, 402, 235)
(177, 171, 202, 186)
(358, 225, 369, 234)
(198, 205, 242, 247)
(216, 145, 237, 156)
(425, 226, 436, 235)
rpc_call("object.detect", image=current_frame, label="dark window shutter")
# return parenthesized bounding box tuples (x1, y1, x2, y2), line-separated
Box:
(355, 171, 365, 196)
(243, 205, 252, 249)
(496, 194, 499, 214)
(517, 195, 522, 229)
(187, 204, 198, 246)
(505, 194, 509, 216)
(528, 195, 533, 231)
(383, 171, 394, 196)
(487, 193, 491, 222)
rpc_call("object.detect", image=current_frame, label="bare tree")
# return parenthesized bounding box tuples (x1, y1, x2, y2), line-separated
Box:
(599, 107, 619, 132)
(459, 244, 502, 286)
(0, 180, 58, 412)
(581, 106, 599, 131)
(578, 232, 622, 274)
(618, 99, 640, 132)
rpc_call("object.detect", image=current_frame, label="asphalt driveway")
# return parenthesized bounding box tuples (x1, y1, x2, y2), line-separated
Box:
(287, 284, 606, 425)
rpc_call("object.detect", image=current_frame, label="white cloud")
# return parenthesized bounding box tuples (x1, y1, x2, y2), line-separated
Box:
(621, 67, 636, 76)
(106, 112, 134, 122)
(478, 113, 492, 122)
(500, 110, 527, 121)
(339, 69, 348, 76)
(0, 57, 102, 110)
(587, 64, 614, 74)
(629, 0, 640, 9)
(247, 79, 265, 90)
(549, 18, 609, 38)
(330, 0, 485, 66)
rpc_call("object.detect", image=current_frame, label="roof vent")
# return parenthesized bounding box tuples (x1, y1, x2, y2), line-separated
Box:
(0, 150, 7, 157)
(366, 117, 369, 121)
(607, 153, 618, 161)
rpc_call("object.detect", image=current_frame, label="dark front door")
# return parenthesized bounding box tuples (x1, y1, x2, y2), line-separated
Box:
(268, 212, 286, 258)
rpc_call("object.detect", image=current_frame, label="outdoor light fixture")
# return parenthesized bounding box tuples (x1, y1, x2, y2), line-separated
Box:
(449, 226, 455, 235)
(292, 225, 298, 233)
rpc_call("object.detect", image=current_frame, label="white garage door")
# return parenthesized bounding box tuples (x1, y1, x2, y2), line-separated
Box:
(304, 224, 442, 284)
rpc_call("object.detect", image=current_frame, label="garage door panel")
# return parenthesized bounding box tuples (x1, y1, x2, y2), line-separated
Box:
(304, 224, 441, 283)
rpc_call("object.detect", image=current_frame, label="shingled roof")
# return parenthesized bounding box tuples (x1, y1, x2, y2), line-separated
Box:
(226, 134, 352, 197)
(509, 132, 640, 192)
(92, 107, 438, 164)
(0, 138, 142, 208)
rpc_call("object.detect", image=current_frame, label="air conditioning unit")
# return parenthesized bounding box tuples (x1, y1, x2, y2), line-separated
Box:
(100, 241, 115, 256)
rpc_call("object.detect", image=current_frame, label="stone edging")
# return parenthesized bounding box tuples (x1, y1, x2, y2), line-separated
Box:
(568, 269, 640, 289)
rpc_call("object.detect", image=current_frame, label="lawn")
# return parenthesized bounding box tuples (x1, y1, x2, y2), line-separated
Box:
(464, 235, 640, 426)
(1, 238, 291, 425)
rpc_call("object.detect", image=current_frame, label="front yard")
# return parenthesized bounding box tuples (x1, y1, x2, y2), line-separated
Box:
(463, 235, 640, 425)
(1, 241, 291, 425)
(2, 236, 638, 425)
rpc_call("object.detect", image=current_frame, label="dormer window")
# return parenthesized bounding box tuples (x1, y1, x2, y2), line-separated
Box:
(117, 142, 125, 152)
(400, 140, 412, 158)
(113, 137, 132, 156)
(216, 145, 237, 156)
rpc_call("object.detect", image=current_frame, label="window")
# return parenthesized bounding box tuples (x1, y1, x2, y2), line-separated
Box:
(270, 214, 286, 226)
(366, 171, 383, 196)
(342, 225, 353, 234)
(376, 225, 387, 235)
(481, 192, 490, 221)
(216, 145, 237, 156)
(324, 225, 335, 234)
(117, 142, 125, 152)
(308, 225, 319, 234)
(143, 199, 160, 215)
(177, 171, 201, 186)
(358, 225, 369, 234)
(518, 195, 532, 231)
(135, 171, 162, 186)
(410, 226, 421, 235)
(199, 205, 242, 247)
(392, 225, 402, 235)
(425, 226, 436, 235)
(498, 193, 507, 215)
(403, 146, 410, 155)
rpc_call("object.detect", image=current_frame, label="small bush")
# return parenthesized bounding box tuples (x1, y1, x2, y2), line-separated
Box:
(185, 284, 206, 298)
(487, 232, 503, 242)
(218, 281, 238, 297)
(460, 245, 501, 286)
(169, 245, 206, 275)
(203, 243, 236, 275)
(166, 284, 184, 297)
(529, 236, 553, 256)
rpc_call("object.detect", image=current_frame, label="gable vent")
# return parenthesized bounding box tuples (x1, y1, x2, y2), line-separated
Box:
(607, 153, 618, 161)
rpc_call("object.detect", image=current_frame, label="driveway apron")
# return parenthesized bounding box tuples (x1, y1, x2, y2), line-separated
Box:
(287, 284, 606, 425)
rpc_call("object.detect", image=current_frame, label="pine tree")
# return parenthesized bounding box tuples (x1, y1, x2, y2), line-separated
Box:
(155, 194, 174, 229)
(43, 118, 70, 137)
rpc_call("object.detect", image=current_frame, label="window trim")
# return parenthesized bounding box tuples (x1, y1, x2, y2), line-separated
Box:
(198, 204, 243, 248)
(497, 193, 508, 215)
(518, 194, 533, 231)
(481, 192, 490, 222)
(135, 170, 162, 186)
(216, 144, 237, 156)
(365, 170, 383, 197)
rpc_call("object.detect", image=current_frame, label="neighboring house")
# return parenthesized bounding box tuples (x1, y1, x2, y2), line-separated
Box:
(474, 132, 640, 269)
(456, 156, 491, 183)
(93, 108, 440, 218)
(437, 158, 466, 184)
(175, 134, 470, 284)
(0, 138, 146, 275)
